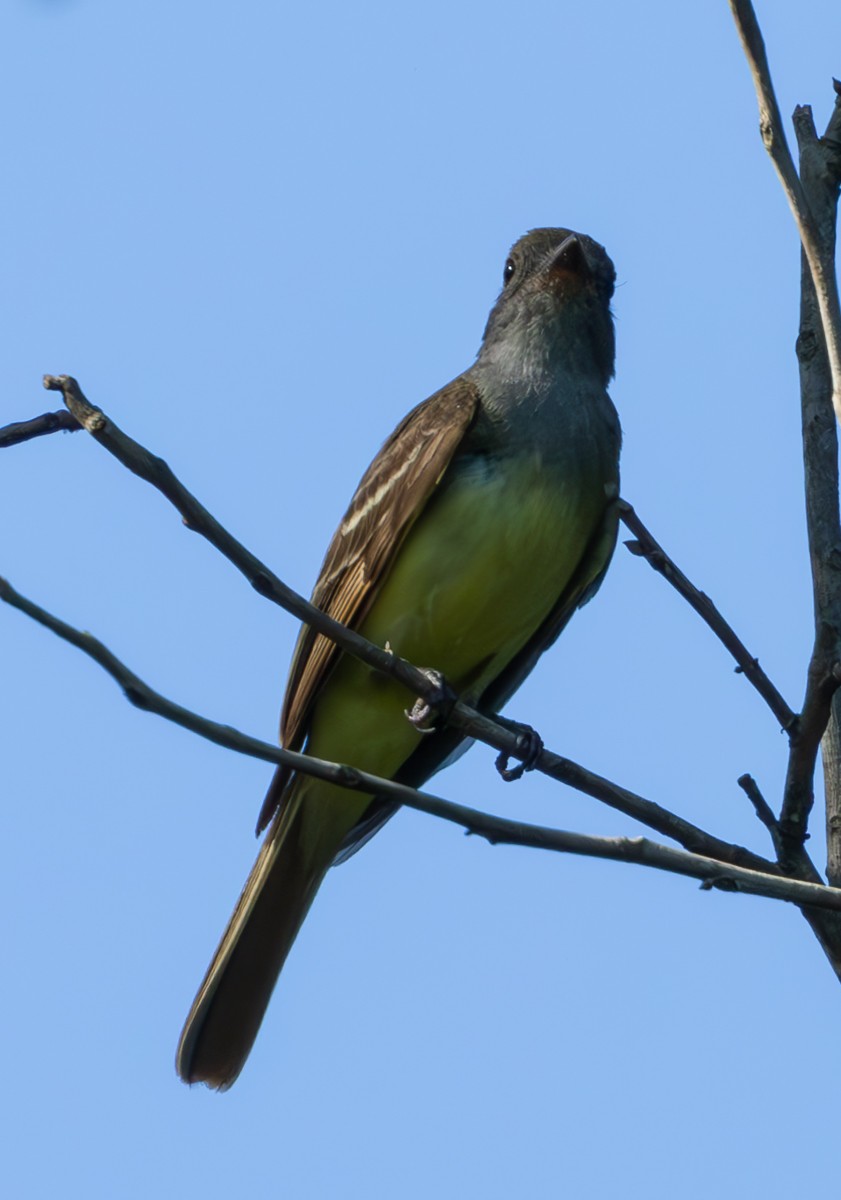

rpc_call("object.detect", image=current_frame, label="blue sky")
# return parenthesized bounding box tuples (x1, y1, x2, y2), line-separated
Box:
(2, 1, 840, 1196)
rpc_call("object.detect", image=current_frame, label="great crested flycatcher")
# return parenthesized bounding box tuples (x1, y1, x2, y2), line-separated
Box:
(177, 227, 622, 1089)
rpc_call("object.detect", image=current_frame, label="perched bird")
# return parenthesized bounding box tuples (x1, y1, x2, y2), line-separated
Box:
(177, 227, 622, 1089)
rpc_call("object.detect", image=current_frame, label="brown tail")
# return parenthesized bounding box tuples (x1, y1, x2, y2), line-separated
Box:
(176, 786, 328, 1090)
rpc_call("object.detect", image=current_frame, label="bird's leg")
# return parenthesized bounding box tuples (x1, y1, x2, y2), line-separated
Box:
(405, 668, 457, 734)
(493, 717, 544, 781)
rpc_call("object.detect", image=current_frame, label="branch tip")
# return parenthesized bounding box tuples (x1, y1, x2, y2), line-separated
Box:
(737, 773, 779, 839)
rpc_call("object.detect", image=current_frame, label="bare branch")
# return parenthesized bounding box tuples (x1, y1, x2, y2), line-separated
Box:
(791, 83, 841, 889)
(484, 721, 775, 873)
(728, 7, 841, 972)
(39, 375, 447, 708)
(729, 1, 841, 424)
(0, 409, 80, 448)
(737, 773, 779, 837)
(9, 378, 782, 878)
(5, 573, 841, 914)
(620, 501, 796, 731)
(781, 653, 841, 851)
(461, 825, 841, 914)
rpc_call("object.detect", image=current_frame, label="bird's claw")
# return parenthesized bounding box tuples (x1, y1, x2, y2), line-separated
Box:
(405, 668, 457, 734)
(495, 722, 543, 782)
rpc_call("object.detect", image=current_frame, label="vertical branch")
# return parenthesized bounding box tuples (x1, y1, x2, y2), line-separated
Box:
(793, 90, 841, 886)
(729, 2, 841, 969)
(823, 717, 841, 887)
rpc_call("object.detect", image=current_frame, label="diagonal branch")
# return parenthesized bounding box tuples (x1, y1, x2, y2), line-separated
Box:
(619, 501, 796, 731)
(460, 703, 775, 872)
(5, 573, 841, 913)
(737, 773, 780, 846)
(39, 374, 441, 721)
(729, 0, 841, 425)
(6, 375, 773, 875)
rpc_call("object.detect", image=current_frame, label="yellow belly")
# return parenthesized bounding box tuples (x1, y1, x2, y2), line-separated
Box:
(304, 451, 604, 784)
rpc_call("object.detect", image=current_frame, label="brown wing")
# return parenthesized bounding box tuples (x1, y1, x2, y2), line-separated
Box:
(256, 375, 480, 832)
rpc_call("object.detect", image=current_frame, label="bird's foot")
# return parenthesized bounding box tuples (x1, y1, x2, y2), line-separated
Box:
(494, 719, 544, 782)
(405, 668, 457, 734)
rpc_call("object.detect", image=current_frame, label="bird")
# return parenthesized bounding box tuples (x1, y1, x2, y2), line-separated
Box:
(176, 227, 622, 1089)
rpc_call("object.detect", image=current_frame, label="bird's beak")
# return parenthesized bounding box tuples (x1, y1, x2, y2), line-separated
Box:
(550, 234, 590, 279)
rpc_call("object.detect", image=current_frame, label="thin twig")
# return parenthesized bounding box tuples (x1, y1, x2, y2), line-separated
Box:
(729, 0, 841, 425)
(4, 573, 841, 913)
(468, 707, 775, 873)
(0, 409, 80, 448)
(737, 773, 777, 830)
(619, 500, 796, 731)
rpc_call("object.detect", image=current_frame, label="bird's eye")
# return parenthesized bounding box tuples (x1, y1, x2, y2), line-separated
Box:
(503, 257, 516, 285)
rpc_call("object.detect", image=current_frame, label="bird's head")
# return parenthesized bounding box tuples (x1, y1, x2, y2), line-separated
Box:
(478, 228, 616, 388)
